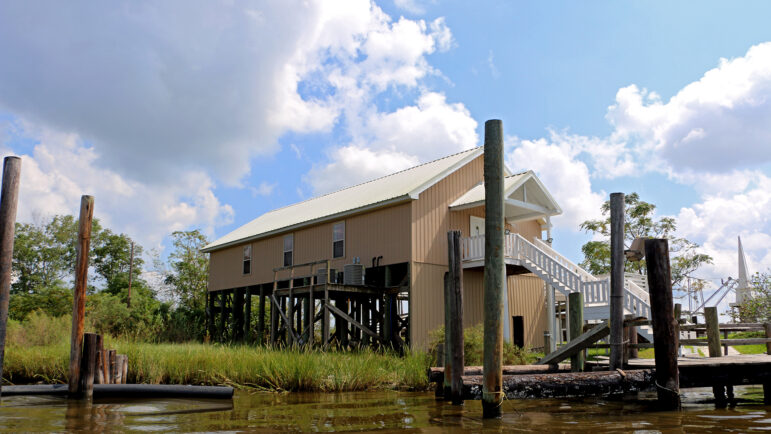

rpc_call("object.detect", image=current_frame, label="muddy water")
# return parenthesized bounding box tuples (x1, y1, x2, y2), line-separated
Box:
(0, 387, 769, 432)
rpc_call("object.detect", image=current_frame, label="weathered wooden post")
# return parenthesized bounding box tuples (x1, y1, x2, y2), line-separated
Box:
(482, 119, 504, 418)
(704, 306, 728, 406)
(568, 292, 584, 372)
(234, 287, 244, 342)
(448, 230, 465, 405)
(543, 331, 551, 355)
(644, 239, 680, 410)
(245, 286, 252, 343)
(107, 349, 117, 384)
(609, 192, 625, 371)
(80, 333, 98, 399)
(258, 285, 266, 345)
(0, 156, 20, 397)
(442, 272, 452, 400)
(704, 307, 721, 358)
(219, 291, 227, 342)
(626, 314, 638, 360)
(69, 195, 94, 396)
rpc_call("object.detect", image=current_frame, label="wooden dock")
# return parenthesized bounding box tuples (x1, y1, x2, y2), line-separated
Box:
(431, 354, 771, 401)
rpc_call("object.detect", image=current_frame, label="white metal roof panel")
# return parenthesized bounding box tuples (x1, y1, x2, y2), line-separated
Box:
(202, 147, 483, 252)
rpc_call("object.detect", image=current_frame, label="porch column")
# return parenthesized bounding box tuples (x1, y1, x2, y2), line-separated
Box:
(546, 283, 556, 352)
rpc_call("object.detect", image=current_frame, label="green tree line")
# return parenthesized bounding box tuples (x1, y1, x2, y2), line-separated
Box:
(10, 215, 209, 342)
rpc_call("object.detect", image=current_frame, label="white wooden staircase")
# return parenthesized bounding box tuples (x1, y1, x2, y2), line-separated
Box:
(461, 234, 654, 342)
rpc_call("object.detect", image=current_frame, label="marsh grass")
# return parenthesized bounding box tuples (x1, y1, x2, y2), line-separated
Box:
(2, 313, 431, 391)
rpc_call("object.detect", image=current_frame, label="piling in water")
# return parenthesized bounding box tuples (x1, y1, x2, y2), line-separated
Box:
(482, 119, 504, 418)
(448, 230, 464, 405)
(645, 238, 681, 410)
(0, 156, 21, 398)
(609, 192, 625, 370)
(69, 195, 94, 396)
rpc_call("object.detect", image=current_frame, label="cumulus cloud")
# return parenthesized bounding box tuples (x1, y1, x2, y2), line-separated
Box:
(304, 146, 419, 193)
(607, 42, 771, 172)
(0, 121, 233, 249)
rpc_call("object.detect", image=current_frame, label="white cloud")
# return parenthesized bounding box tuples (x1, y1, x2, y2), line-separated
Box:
(607, 42, 771, 172)
(394, 0, 430, 15)
(250, 181, 277, 197)
(304, 146, 419, 194)
(1, 122, 232, 250)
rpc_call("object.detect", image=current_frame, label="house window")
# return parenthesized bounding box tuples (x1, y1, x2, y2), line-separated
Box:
(243, 245, 252, 274)
(283, 234, 293, 267)
(333, 222, 345, 258)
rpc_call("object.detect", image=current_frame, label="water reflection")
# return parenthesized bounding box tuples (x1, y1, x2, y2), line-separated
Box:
(0, 386, 768, 432)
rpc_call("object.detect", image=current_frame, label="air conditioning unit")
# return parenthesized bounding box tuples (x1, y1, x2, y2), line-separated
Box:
(317, 268, 337, 284)
(343, 263, 365, 286)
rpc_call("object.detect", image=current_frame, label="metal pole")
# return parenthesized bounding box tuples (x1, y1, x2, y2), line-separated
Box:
(482, 119, 504, 418)
(609, 192, 625, 370)
(0, 157, 21, 397)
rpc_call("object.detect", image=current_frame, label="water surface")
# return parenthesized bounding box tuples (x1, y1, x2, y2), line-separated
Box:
(0, 386, 769, 432)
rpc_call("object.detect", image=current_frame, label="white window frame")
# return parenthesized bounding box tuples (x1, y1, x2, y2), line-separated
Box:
(283, 234, 293, 267)
(333, 222, 345, 259)
(243, 245, 252, 275)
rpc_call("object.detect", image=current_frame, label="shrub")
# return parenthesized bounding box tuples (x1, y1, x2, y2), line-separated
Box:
(429, 323, 537, 366)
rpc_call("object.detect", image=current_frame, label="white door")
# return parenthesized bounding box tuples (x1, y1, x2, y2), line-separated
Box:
(470, 216, 485, 236)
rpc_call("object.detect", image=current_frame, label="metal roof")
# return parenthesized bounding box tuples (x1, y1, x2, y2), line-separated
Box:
(202, 147, 484, 252)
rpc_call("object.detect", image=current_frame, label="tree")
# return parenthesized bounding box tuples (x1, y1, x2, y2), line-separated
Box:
(164, 230, 209, 312)
(92, 229, 144, 295)
(729, 271, 770, 323)
(579, 193, 712, 290)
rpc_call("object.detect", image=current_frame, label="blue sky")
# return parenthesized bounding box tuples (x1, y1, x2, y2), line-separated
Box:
(0, 1, 770, 308)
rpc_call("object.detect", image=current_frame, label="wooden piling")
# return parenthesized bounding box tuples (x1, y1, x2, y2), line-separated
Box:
(568, 292, 584, 372)
(207, 291, 215, 339)
(543, 332, 551, 356)
(80, 333, 98, 399)
(108, 349, 117, 384)
(705, 307, 721, 358)
(120, 355, 128, 384)
(258, 285, 266, 345)
(627, 315, 638, 360)
(448, 230, 465, 405)
(114, 355, 124, 384)
(69, 195, 94, 395)
(0, 156, 21, 397)
(644, 239, 681, 410)
(95, 334, 105, 385)
(234, 288, 244, 342)
(245, 287, 252, 343)
(482, 119, 504, 418)
(219, 291, 226, 342)
(443, 272, 452, 400)
(609, 192, 625, 371)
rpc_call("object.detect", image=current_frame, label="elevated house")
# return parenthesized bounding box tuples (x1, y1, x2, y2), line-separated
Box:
(202, 147, 653, 349)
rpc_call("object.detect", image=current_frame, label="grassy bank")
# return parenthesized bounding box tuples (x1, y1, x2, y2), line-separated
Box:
(1, 312, 432, 391)
(3, 340, 432, 391)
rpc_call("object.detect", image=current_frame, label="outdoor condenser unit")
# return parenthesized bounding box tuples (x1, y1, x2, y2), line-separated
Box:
(343, 263, 365, 286)
(317, 268, 337, 284)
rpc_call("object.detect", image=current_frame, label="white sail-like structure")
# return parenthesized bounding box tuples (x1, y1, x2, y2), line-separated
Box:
(735, 236, 751, 305)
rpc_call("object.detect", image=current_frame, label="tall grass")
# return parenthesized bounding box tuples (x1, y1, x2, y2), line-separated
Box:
(2, 312, 432, 391)
(428, 324, 538, 365)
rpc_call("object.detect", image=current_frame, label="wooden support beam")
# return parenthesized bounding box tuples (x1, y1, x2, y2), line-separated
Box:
(288, 269, 295, 347)
(308, 285, 315, 347)
(0, 156, 20, 398)
(324, 301, 380, 341)
(245, 287, 252, 343)
(538, 321, 610, 365)
(609, 192, 625, 371)
(234, 288, 244, 342)
(569, 292, 584, 372)
(271, 294, 300, 343)
(69, 195, 94, 396)
(258, 285, 265, 345)
(219, 291, 226, 342)
(463, 369, 655, 400)
(482, 119, 505, 419)
(271, 273, 278, 345)
(645, 238, 681, 410)
(322, 286, 330, 350)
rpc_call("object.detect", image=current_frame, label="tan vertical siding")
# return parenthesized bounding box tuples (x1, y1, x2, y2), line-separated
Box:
(411, 155, 484, 266)
(510, 219, 543, 242)
(208, 202, 411, 291)
(507, 274, 547, 349)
